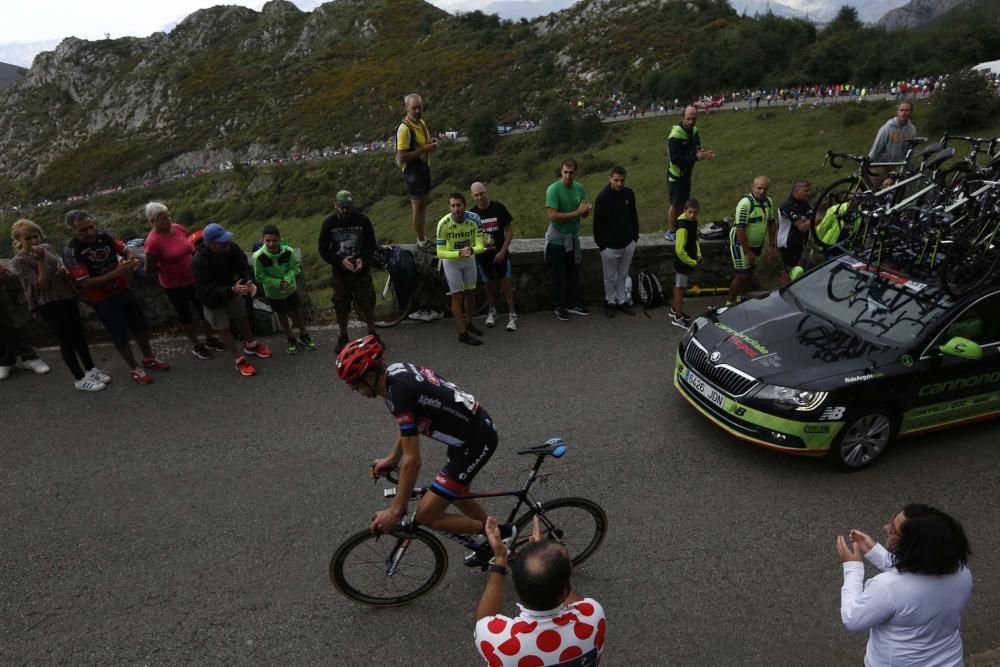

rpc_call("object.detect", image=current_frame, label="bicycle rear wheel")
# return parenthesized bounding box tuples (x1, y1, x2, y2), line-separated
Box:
(514, 497, 608, 567)
(330, 526, 448, 607)
(941, 222, 1000, 297)
(371, 270, 414, 328)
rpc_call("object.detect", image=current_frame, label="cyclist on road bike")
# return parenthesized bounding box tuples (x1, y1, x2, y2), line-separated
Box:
(335, 335, 515, 550)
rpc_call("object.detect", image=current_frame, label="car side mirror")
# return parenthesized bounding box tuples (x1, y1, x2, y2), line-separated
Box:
(939, 337, 982, 360)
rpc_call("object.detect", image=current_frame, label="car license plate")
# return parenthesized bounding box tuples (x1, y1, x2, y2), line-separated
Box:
(685, 369, 726, 408)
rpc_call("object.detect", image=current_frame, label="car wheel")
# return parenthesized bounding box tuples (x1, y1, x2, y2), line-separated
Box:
(828, 409, 895, 471)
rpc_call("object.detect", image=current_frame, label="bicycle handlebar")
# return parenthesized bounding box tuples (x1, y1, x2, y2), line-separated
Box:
(825, 150, 870, 170)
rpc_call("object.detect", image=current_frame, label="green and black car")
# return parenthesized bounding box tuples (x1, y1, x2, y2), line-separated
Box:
(674, 254, 1000, 470)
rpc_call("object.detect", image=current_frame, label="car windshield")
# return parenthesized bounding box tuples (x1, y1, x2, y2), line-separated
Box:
(785, 256, 953, 347)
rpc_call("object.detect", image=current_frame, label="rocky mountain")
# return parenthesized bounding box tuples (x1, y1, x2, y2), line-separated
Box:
(1, 0, 996, 200)
(0, 62, 27, 88)
(878, 0, 974, 29)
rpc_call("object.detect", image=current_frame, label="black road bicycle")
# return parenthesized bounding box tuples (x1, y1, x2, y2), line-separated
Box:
(329, 439, 608, 607)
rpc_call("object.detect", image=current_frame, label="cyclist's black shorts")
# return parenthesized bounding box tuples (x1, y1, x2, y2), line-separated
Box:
(430, 411, 497, 500)
(404, 161, 431, 201)
(668, 178, 691, 207)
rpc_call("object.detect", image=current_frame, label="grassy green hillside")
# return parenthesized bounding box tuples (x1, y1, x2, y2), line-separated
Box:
(6, 99, 1000, 286)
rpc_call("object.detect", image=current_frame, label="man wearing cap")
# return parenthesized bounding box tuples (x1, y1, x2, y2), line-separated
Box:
(191, 222, 272, 377)
(318, 190, 378, 353)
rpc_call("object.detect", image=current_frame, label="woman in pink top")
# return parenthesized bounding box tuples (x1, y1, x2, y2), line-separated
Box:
(143, 203, 221, 359)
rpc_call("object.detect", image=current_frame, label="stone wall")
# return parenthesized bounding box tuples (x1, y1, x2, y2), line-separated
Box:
(2, 235, 734, 343)
(405, 233, 733, 314)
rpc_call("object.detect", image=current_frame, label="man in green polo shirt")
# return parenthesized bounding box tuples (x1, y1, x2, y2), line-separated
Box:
(728, 175, 777, 304)
(545, 158, 592, 321)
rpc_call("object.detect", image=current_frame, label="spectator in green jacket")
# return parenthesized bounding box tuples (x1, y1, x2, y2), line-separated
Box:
(253, 224, 315, 355)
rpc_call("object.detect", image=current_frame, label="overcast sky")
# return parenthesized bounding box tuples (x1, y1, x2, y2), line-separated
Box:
(0, 0, 477, 44)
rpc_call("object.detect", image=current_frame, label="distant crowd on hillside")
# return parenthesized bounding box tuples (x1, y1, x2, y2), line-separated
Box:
(2, 70, 992, 219)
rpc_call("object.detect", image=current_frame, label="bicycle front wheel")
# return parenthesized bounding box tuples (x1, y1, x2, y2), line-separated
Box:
(330, 527, 448, 607)
(515, 497, 608, 567)
(812, 177, 860, 249)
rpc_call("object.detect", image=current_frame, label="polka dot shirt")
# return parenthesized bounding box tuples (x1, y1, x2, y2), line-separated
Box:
(475, 598, 606, 666)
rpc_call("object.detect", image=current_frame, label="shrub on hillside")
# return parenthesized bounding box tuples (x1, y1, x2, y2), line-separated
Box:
(467, 111, 498, 156)
(540, 103, 574, 149)
(840, 106, 868, 128)
(926, 69, 1000, 133)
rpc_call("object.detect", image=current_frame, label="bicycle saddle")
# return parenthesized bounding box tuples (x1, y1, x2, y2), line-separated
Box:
(517, 437, 568, 457)
(918, 142, 944, 159)
(924, 148, 956, 171)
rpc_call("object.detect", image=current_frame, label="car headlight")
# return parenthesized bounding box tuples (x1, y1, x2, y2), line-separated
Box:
(755, 384, 828, 411)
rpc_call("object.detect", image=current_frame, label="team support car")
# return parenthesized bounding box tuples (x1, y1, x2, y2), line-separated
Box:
(674, 254, 1000, 470)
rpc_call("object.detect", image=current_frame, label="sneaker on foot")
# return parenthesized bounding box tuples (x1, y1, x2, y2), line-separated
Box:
(664, 230, 676, 241)
(191, 343, 213, 360)
(458, 332, 483, 346)
(567, 305, 591, 316)
(605, 303, 616, 318)
(485, 307, 498, 328)
(617, 303, 637, 316)
(286, 338, 299, 355)
(0, 365, 12, 381)
(204, 336, 227, 352)
(74, 377, 106, 392)
(86, 367, 112, 384)
(129, 368, 153, 385)
(506, 314, 518, 332)
(408, 307, 435, 322)
(243, 342, 272, 358)
(335, 333, 349, 354)
(669, 308, 692, 328)
(299, 334, 317, 351)
(554, 307, 570, 321)
(235, 356, 256, 376)
(20, 358, 51, 374)
(141, 357, 171, 371)
(466, 321, 484, 337)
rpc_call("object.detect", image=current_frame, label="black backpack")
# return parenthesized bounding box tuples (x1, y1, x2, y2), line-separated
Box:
(637, 271, 665, 318)
(385, 246, 417, 306)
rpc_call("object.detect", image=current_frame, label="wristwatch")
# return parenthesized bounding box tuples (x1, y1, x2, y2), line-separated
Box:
(488, 564, 508, 576)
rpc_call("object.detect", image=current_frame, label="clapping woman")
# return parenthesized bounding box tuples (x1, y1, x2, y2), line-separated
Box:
(10, 219, 110, 391)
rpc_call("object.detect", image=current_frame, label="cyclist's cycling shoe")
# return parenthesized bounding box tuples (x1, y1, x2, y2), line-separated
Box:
(463, 548, 491, 569)
(463, 523, 518, 568)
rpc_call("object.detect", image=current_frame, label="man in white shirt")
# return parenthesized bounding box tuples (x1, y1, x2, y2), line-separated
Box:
(836, 504, 972, 667)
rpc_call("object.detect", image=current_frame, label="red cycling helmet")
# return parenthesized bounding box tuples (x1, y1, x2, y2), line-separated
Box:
(336, 335, 385, 384)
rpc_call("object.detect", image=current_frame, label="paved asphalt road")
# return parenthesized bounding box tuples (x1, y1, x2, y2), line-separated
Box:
(2, 302, 999, 665)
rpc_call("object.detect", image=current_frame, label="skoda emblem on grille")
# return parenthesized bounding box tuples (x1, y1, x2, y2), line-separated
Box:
(710, 351, 721, 362)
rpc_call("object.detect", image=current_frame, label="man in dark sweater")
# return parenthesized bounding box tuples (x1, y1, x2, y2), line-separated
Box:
(318, 190, 378, 352)
(593, 165, 639, 317)
(192, 222, 272, 377)
(777, 180, 814, 285)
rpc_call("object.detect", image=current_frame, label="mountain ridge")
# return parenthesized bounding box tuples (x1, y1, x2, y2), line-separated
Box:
(1, 0, 997, 200)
